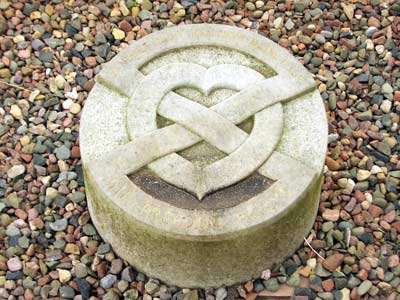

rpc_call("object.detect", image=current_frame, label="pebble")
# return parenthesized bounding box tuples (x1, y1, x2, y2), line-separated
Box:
(215, 287, 227, 300)
(322, 209, 340, 222)
(326, 157, 340, 171)
(388, 255, 399, 268)
(264, 278, 280, 292)
(0, 68, 11, 78)
(82, 224, 97, 235)
(112, 28, 126, 40)
(39, 51, 53, 62)
(343, 4, 355, 20)
(104, 291, 119, 300)
(60, 286, 75, 299)
(357, 111, 372, 121)
(0, 15, 6, 34)
(75, 263, 88, 278)
(70, 103, 81, 114)
(110, 258, 123, 274)
(58, 269, 71, 283)
(183, 290, 198, 300)
(273, 17, 283, 29)
(121, 267, 135, 281)
(49, 218, 68, 231)
(54, 145, 71, 160)
(357, 280, 372, 296)
(124, 289, 140, 300)
(323, 253, 344, 272)
(10, 105, 23, 120)
(287, 272, 300, 286)
(31, 39, 44, 50)
(98, 243, 111, 254)
(77, 278, 91, 299)
(7, 165, 25, 179)
(7, 257, 22, 271)
(142, 0, 153, 10)
(284, 19, 295, 31)
(139, 10, 152, 20)
(245, 2, 255, 11)
(381, 83, 393, 94)
(64, 243, 80, 254)
(145, 280, 160, 294)
(101, 274, 117, 289)
(356, 170, 371, 181)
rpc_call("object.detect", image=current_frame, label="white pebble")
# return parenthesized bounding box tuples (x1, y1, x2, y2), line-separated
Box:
(63, 99, 74, 110)
(65, 87, 78, 99)
(7, 165, 25, 178)
(365, 192, 373, 203)
(380, 100, 392, 113)
(10, 105, 23, 120)
(307, 258, 317, 269)
(370, 165, 382, 174)
(375, 45, 385, 54)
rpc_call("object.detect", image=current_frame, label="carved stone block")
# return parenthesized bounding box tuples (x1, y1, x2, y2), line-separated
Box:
(80, 24, 328, 288)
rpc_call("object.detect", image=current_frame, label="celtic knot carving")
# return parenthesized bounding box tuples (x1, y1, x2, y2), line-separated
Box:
(90, 59, 317, 201)
(127, 63, 284, 200)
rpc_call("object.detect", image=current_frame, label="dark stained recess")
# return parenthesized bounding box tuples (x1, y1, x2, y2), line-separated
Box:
(129, 168, 275, 210)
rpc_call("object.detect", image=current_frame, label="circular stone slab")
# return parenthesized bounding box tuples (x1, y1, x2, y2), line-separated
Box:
(80, 24, 327, 288)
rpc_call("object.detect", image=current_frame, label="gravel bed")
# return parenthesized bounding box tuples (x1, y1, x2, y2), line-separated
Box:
(0, 1, 399, 300)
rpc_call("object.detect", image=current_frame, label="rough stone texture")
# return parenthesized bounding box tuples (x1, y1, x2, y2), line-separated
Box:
(80, 24, 327, 288)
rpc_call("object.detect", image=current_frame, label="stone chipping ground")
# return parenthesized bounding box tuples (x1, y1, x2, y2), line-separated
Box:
(0, 0, 399, 299)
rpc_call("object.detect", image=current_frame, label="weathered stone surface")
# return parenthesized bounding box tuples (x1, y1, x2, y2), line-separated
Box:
(80, 25, 327, 288)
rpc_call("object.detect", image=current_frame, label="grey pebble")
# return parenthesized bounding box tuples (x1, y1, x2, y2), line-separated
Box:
(54, 145, 71, 160)
(32, 39, 45, 50)
(121, 267, 135, 282)
(60, 286, 75, 299)
(100, 274, 117, 289)
(49, 218, 68, 231)
(215, 287, 227, 300)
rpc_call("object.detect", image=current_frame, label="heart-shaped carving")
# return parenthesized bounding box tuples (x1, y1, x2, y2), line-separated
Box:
(127, 63, 284, 199)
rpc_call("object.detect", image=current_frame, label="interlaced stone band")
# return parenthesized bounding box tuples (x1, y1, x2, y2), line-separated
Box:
(80, 24, 328, 288)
